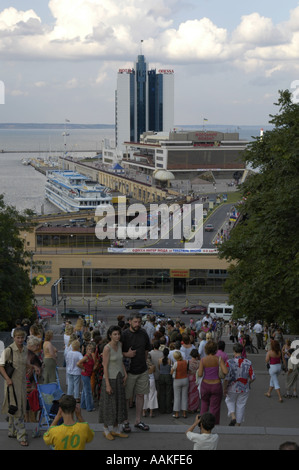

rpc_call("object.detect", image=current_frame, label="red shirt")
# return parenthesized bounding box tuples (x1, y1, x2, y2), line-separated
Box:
(82, 355, 94, 377)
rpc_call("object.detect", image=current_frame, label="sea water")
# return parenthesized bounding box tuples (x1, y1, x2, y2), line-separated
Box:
(0, 128, 115, 214)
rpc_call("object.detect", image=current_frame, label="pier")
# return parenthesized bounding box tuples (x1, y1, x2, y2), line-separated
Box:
(1, 149, 98, 153)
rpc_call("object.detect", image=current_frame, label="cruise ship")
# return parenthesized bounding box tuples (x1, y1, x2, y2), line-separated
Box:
(45, 170, 112, 212)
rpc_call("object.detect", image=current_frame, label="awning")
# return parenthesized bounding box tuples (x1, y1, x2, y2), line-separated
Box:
(36, 306, 56, 319)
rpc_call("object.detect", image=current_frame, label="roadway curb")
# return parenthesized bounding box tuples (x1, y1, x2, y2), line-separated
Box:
(0, 422, 299, 436)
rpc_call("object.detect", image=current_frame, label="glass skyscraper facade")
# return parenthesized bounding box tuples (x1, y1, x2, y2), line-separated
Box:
(116, 55, 174, 150)
(136, 55, 147, 143)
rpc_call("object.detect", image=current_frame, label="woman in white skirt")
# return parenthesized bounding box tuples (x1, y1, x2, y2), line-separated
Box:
(170, 351, 189, 419)
(143, 361, 158, 417)
(223, 343, 256, 426)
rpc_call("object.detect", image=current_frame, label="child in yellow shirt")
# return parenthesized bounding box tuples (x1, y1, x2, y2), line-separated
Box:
(43, 395, 94, 450)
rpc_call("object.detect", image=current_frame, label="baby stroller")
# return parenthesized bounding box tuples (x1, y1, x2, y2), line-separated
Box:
(33, 368, 64, 437)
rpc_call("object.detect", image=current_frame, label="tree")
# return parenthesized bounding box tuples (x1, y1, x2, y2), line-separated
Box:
(219, 90, 299, 331)
(0, 195, 36, 329)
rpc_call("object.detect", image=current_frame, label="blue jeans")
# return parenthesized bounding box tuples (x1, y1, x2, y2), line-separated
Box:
(80, 375, 94, 411)
(67, 374, 81, 399)
(269, 364, 281, 390)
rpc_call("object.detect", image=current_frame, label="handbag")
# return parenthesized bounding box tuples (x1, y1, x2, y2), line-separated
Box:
(27, 389, 40, 412)
(218, 356, 226, 380)
(4, 347, 15, 379)
(7, 384, 18, 415)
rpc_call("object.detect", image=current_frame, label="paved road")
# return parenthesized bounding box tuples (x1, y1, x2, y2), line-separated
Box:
(0, 321, 298, 453)
(124, 201, 234, 250)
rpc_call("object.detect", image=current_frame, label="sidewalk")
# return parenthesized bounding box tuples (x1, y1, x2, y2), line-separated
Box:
(0, 325, 298, 451)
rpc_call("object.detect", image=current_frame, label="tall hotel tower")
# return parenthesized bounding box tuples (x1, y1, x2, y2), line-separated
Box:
(115, 55, 174, 151)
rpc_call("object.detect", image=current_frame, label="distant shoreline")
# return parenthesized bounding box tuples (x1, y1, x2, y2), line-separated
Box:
(0, 123, 272, 130)
(0, 123, 115, 130)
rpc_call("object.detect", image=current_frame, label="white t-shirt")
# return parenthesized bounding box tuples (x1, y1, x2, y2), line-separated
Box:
(180, 344, 196, 361)
(186, 431, 219, 450)
(169, 349, 186, 365)
(253, 323, 263, 334)
(198, 340, 207, 358)
(64, 334, 72, 348)
(202, 316, 212, 326)
(66, 350, 83, 375)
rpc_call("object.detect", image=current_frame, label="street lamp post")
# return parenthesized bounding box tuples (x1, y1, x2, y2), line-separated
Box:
(51, 278, 63, 324)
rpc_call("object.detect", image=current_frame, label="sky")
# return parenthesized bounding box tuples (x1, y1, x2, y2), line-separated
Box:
(0, 0, 299, 126)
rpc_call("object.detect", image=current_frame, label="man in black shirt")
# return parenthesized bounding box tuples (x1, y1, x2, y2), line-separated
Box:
(122, 313, 151, 432)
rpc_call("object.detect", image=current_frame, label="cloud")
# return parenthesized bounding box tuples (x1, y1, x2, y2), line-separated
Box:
(0, 7, 46, 40)
(0, 1, 299, 79)
(10, 89, 29, 97)
(65, 78, 79, 89)
(0, 7, 41, 31)
(232, 13, 287, 46)
(150, 18, 229, 63)
(34, 81, 47, 87)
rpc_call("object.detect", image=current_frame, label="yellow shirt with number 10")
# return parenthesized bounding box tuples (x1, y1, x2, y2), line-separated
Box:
(43, 422, 94, 450)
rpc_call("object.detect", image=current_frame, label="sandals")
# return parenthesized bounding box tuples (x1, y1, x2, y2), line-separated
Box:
(103, 431, 114, 441)
(19, 440, 29, 446)
(110, 431, 129, 438)
(122, 422, 131, 433)
(134, 421, 150, 431)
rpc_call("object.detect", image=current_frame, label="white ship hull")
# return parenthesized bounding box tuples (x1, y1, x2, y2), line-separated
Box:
(45, 170, 112, 213)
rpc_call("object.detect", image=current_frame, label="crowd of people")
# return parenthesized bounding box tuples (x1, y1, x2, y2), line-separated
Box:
(0, 313, 298, 450)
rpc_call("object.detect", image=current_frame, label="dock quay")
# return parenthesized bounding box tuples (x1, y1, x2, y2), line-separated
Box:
(1, 149, 98, 153)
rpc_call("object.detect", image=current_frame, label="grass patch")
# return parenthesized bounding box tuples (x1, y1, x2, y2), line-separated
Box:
(225, 191, 242, 204)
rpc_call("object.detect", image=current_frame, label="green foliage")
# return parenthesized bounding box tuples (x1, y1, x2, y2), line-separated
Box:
(0, 321, 8, 330)
(0, 195, 36, 330)
(219, 90, 299, 331)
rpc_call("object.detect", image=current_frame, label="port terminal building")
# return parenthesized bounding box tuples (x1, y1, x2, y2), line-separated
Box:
(23, 222, 230, 299)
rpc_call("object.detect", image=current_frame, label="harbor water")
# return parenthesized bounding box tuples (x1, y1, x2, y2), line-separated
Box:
(0, 128, 115, 214)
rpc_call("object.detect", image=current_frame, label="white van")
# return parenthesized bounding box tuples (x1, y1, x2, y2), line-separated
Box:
(208, 303, 234, 321)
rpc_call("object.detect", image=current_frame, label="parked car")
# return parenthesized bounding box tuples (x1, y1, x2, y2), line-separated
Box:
(125, 299, 152, 309)
(204, 224, 214, 232)
(181, 305, 207, 315)
(135, 280, 157, 289)
(139, 308, 166, 319)
(61, 309, 85, 319)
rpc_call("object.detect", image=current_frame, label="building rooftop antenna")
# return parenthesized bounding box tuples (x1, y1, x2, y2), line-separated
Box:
(140, 39, 143, 55)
